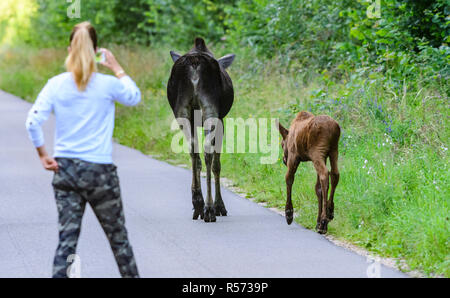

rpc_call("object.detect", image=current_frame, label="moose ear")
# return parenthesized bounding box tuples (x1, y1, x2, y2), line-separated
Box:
(276, 119, 289, 140)
(218, 54, 235, 69)
(170, 51, 181, 63)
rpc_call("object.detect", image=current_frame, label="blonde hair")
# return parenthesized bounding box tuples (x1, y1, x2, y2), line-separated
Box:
(65, 22, 97, 91)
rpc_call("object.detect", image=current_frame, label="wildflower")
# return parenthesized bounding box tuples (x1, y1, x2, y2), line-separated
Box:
(358, 220, 365, 229)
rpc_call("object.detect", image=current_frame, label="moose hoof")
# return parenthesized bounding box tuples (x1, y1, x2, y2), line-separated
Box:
(285, 209, 294, 225)
(192, 191, 204, 220)
(193, 208, 204, 220)
(327, 207, 334, 221)
(203, 207, 216, 223)
(214, 204, 228, 216)
(316, 220, 328, 234)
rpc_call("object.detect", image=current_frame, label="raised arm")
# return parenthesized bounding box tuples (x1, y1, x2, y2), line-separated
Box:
(26, 79, 59, 172)
(112, 75, 141, 106)
(100, 48, 141, 106)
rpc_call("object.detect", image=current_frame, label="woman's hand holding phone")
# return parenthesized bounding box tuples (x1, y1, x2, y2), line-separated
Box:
(98, 48, 126, 78)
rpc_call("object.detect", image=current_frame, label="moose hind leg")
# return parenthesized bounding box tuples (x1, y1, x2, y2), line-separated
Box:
(203, 151, 216, 222)
(187, 115, 204, 220)
(203, 127, 216, 223)
(176, 106, 204, 220)
(199, 103, 222, 222)
(191, 152, 204, 220)
(212, 152, 227, 216)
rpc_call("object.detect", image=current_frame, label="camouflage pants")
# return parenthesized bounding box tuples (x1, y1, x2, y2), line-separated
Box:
(51, 158, 139, 278)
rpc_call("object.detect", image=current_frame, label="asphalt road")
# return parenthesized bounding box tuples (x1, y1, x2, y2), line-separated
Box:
(0, 90, 407, 278)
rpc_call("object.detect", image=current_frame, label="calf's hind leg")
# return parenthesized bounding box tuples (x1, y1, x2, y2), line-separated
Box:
(284, 157, 299, 225)
(313, 158, 329, 234)
(327, 150, 339, 221)
(314, 175, 322, 230)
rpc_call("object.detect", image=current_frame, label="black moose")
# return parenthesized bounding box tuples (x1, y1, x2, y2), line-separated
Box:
(167, 37, 235, 222)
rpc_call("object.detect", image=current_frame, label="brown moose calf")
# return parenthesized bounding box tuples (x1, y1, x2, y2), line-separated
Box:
(278, 111, 341, 234)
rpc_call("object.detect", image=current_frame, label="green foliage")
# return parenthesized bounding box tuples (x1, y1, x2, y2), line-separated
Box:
(21, 0, 232, 47)
(28, 0, 118, 46)
(225, 0, 449, 82)
(140, 0, 232, 45)
(226, 0, 353, 69)
(0, 0, 38, 45)
(5, 0, 446, 88)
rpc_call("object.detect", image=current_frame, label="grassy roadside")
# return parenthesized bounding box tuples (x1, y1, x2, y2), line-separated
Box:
(0, 45, 448, 277)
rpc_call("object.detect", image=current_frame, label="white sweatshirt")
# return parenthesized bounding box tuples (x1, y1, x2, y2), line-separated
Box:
(25, 72, 141, 164)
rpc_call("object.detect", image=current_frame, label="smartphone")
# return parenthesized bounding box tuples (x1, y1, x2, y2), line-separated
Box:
(95, 50, 106, 64)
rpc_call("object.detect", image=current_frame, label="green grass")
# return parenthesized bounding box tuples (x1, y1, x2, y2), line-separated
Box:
(0, 45, 448, 277)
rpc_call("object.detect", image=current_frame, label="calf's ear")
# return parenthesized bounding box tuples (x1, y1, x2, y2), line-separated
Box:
(276, 119, 289, 140)
(218, 54, 235, 69)
(170, 51, 181, 63)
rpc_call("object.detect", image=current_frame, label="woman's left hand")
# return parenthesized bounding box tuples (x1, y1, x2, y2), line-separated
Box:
(40, 156, 59, 172)
(36, 146, 59, 172)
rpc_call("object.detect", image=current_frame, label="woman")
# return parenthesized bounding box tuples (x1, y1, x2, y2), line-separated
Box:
(25, 22, 140, 278)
